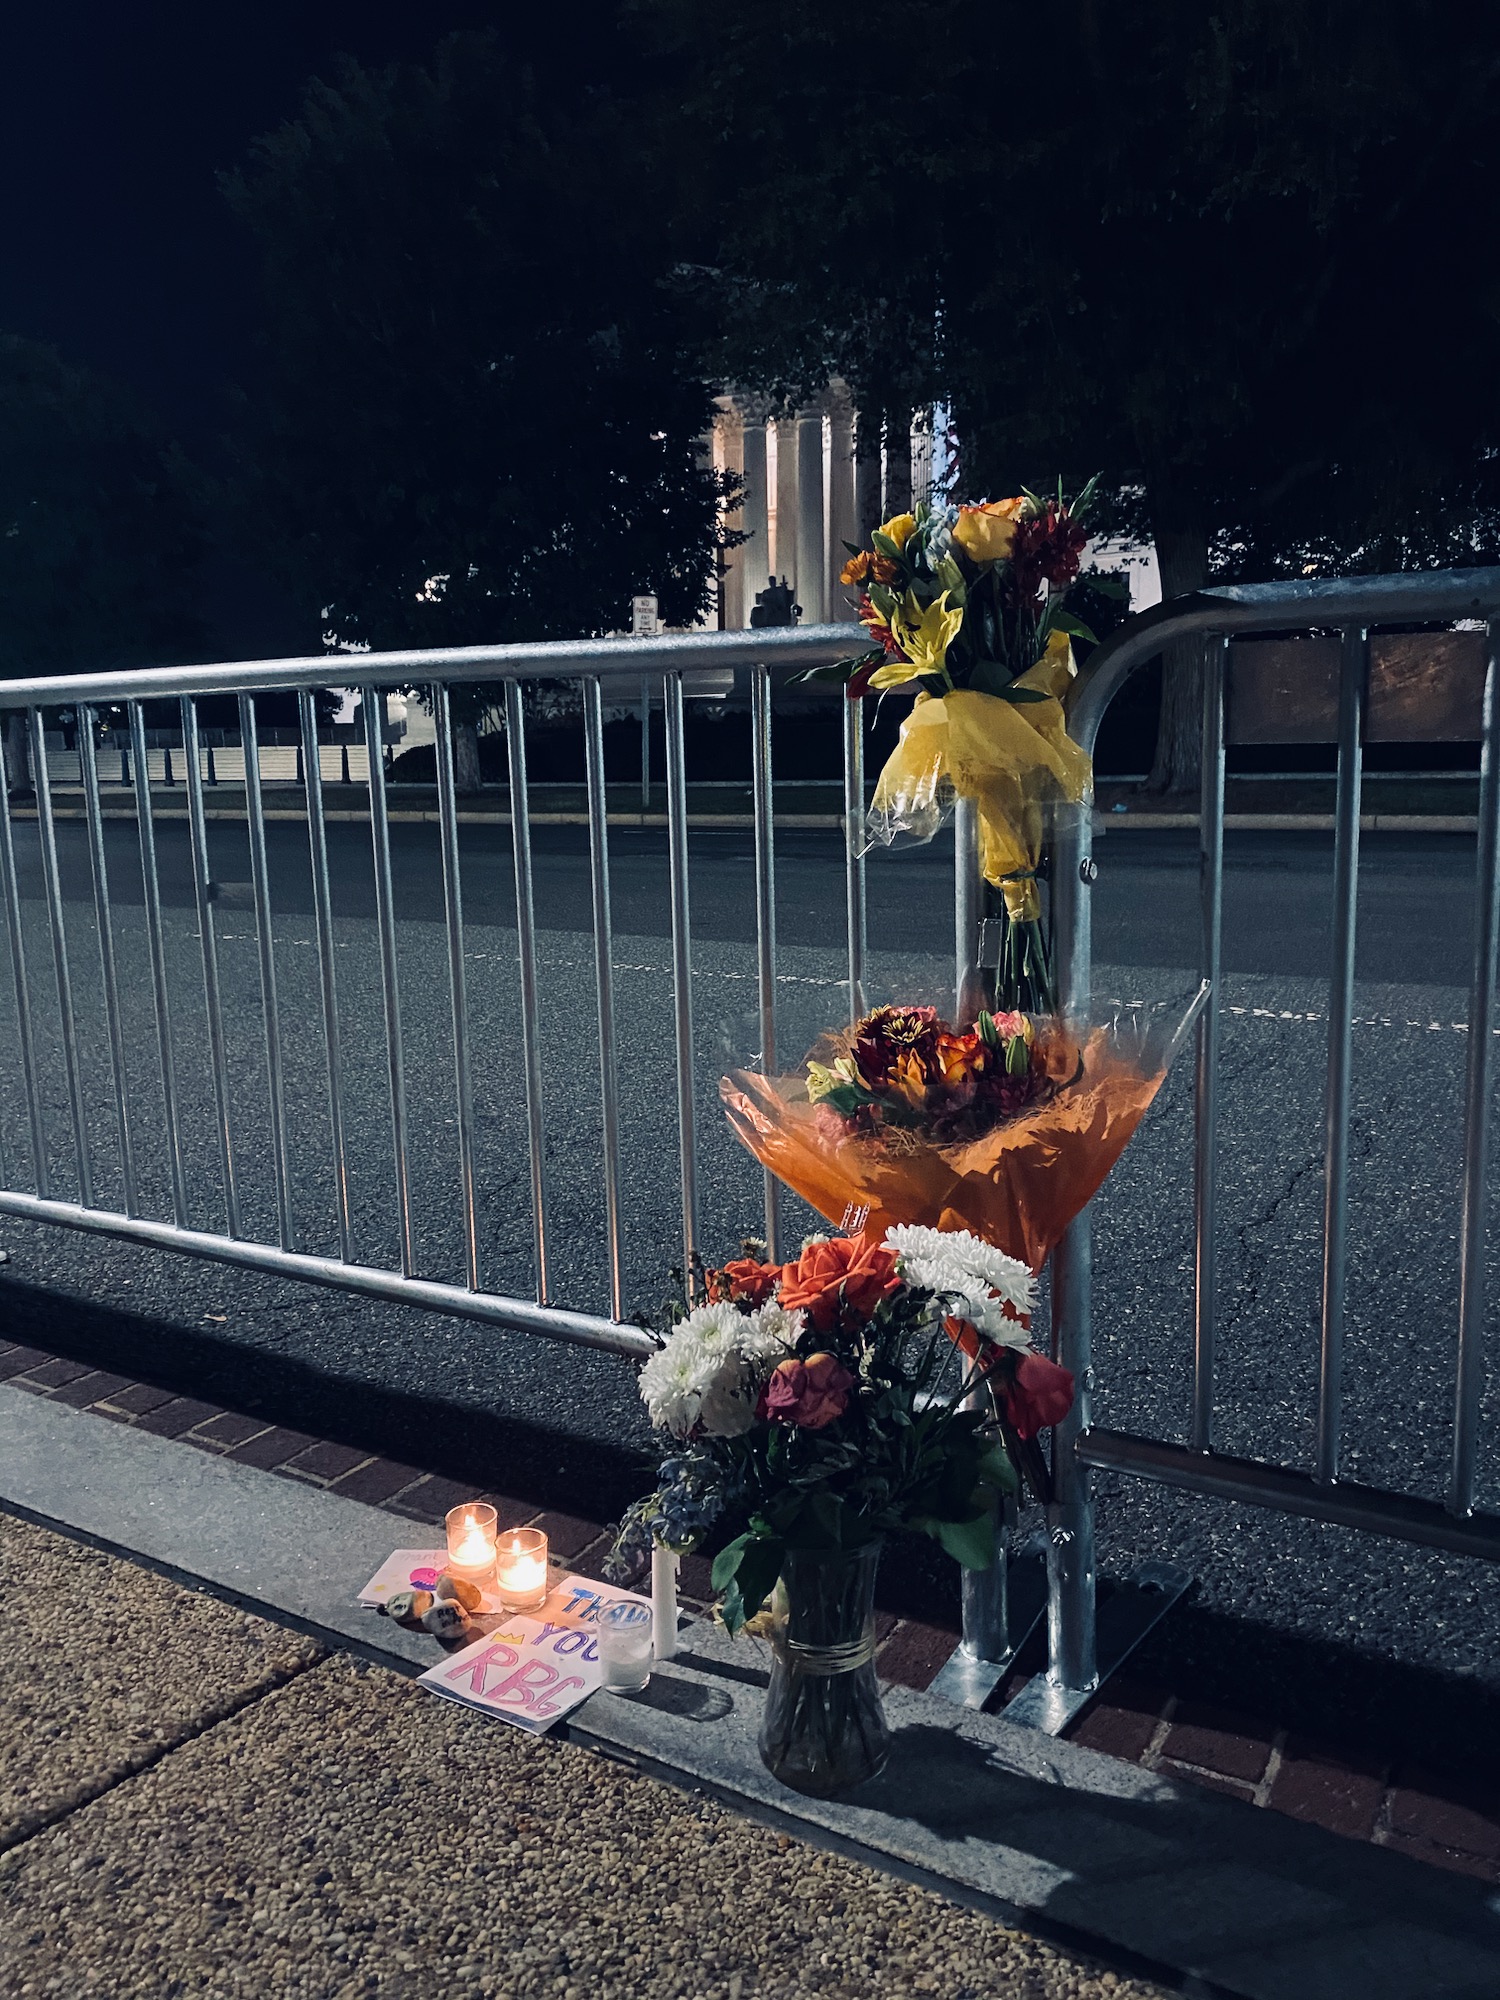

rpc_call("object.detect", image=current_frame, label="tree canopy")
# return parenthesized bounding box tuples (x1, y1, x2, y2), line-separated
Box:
(0, 334, 202, 680)
(224, 22, 733, 662)
(639, 0, 1500, 781)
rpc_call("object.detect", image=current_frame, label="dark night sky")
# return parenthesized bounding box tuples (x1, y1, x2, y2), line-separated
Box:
(1, 3, 499, 444)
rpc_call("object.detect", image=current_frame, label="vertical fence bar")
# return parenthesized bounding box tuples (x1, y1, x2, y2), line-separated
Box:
(750, 663, 780, 1259)
(583, 676, 623, 1320)
(640, 676, 651, 809)
(433, 685, 480, 1291)
(29, 709, 93, 1205)
(664, 673, 700, 1283)
(504, 680, 550, 1303)
(298, 690, 351, 1261)
(0, 743, 47, 1192)
(80, 707, 138, 1216)
(128, 702, 188, 1224)
(1450, 617, 1500, 1515)
(1317, 625, 1368, 1486)
(1192, 637, 1228, 1453)
(239, 696, 295, 1252)
(182, 698, 240, 1237)
(363, 685, 415, 1277)
(842, 694, 867, 1019)
(954, 797, 984, 1022)
(1047, 793, 1098, 1695)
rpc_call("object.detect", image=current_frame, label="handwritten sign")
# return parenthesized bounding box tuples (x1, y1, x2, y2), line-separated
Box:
(418, 1615, 607, 1732)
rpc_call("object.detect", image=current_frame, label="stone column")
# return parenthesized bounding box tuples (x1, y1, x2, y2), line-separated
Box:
(794, 408, 826, 623)
(911, 406, 934, 506)
(738, 409, 770, 628)
(827, 390, 859, 622)
(775, 413, 801, 599)
(713, 397, 747, 630)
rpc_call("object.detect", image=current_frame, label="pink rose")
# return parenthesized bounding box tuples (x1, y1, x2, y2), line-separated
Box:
(759, 1351, 854, 1430)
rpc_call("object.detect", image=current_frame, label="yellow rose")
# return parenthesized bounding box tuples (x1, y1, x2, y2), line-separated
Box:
(876, 512, 918, 552)
(869, 589, 964, 689)
(952, 497, 1025, 566)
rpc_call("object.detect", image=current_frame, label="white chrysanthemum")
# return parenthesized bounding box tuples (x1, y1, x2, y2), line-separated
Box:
(639, 1329, 709, 1435)
(696, 1371, 758, 1437)
(738, 1301, 805, 1360)
(885, 1223, 1035, 1350)
(678, 1298, 745, 1352)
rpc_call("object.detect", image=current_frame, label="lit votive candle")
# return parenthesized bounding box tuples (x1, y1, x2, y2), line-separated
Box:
(598, 1601, 654, 1693)
(495, 1526, 549, 1612)
(445, 1503, 497, 1588)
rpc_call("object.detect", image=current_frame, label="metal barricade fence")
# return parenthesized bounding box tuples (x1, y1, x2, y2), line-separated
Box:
(2, 572, 1499, 1733)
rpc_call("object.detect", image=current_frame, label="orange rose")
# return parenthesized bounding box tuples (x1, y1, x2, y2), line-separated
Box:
(720, 1256, 783, 1306)
(777, 1236, 902, 1331)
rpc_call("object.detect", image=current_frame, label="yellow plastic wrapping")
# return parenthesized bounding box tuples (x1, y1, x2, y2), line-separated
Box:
(864, 634, 1092, 922)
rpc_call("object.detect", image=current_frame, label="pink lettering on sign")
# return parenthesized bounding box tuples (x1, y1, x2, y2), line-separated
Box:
(446, 1642, 519, 1696)
(485, 1658, 587, 1717)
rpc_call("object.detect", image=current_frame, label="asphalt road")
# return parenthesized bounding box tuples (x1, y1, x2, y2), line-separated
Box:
(1, 814, 1497, 1751)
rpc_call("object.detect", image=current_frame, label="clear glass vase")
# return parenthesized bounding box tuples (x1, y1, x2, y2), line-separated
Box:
(758, 1542, 890, 1797)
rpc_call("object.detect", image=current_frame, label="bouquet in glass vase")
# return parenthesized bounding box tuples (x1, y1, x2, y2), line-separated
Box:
(607, 1227, 1073, 1797)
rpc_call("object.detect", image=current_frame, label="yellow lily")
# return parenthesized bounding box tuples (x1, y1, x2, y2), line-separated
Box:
(869, 590, 964, 690)
(806, 1055, 862, 1104)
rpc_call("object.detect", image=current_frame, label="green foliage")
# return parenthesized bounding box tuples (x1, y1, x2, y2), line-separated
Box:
(0, 336, 203, 679)
(637, 0, 1500, 573)
(223, 23, 735, 662)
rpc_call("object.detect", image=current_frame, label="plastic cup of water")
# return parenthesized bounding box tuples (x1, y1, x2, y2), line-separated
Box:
(598, 1601, 654, 1693)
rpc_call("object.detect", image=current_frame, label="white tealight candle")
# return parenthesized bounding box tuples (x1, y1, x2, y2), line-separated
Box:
(444, 1503, 497, 1586)
(495, 1527, 549, 1611)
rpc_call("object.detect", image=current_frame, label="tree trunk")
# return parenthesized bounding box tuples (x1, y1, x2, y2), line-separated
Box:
(1147, 517, 1211, 796)
(453, 717, 483, 794)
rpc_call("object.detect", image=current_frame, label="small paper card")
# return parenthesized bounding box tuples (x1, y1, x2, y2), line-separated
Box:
(357, 1549, 447, 1608)
(418, 1615, 607, 1732)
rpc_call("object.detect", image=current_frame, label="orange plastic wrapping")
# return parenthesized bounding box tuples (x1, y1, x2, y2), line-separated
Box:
(721, 1025, 1168, 1275)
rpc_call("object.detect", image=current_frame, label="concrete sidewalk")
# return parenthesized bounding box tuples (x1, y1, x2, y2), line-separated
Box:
(1, 1511, 1155, 2000)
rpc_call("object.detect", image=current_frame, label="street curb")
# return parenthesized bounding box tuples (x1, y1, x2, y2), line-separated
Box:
(4, 1384, 1499, 2000)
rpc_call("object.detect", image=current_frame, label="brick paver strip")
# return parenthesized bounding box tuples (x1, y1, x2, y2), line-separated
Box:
(1159, 1765, 1257, 1805)
(384, 1473, 486, 1524)
(530, 1509, 610, 1560)
(185, 1411, 272, 1448)
(97, 1381, 179, 1415)
(225, 1425, 320, 1470)
(12, 1356, 95, 1390)
(49, 1370, 137, 1410)
(133, 1397, 229, 1439)
(1387, 1773, 1500, 1859)
(1071, 1684, 1168, 1765)
(328, 1457, 429, 1507)
(875, 1618, 960, 1691)
(1160, 1701, 1275, 1784)
(1270, 1736, 1387, 1839)
(1378, 1827, 1500, 1882)
(0, 1346, 53, 1379)
(280, 1440, 373, 1484)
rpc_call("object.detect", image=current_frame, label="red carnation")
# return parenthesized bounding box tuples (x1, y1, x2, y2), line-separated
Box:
(1001, 1351, 1075, 1439)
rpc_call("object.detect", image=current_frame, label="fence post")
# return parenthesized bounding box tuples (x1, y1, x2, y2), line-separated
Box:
(1046, 798, 1099, 1699)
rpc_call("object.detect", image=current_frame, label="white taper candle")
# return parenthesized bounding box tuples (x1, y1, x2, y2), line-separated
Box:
(651, 1542, 679, 1661)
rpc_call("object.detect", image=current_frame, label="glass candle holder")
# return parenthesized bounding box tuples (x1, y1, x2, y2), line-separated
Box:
(494, 1526, 549, 1611)
(598, 1601, 654, 1693)
(445, 1503, 497, 1586)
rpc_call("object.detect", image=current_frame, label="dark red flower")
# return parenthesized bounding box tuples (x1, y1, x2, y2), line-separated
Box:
(758, 1351, 855, 1429)
(1001, 1351, 1075, 1439)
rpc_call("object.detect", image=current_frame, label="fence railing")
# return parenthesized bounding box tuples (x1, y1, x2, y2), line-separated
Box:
(3, 576, 1500, 1733)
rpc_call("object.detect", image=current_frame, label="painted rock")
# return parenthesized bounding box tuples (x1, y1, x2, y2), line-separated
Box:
(422, 1598, 472, 1640)
(383, 1589, 434, 1627)
(434, 1573, 483, 1612)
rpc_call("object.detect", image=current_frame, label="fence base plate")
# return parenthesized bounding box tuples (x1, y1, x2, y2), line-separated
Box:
(1000, 1560, 1192, 1735)
(927, 1542, 1048, 1710)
